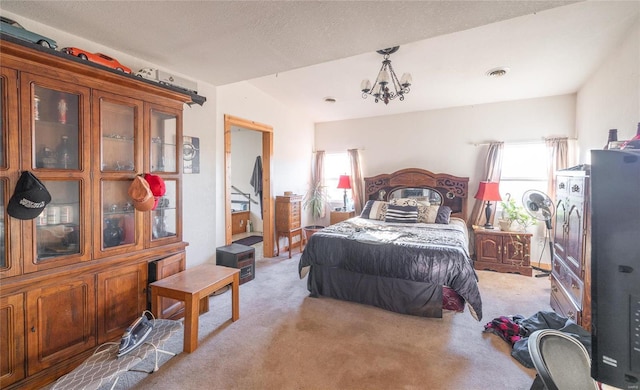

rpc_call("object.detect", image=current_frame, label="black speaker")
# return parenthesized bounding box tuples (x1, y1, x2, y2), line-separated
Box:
(590, 149, 640, 389)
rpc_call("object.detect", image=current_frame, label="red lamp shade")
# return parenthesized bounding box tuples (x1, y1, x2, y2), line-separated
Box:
(337, 175, 352, 189)
(474, 181, 501, 229)
(474, 181, 502, 201)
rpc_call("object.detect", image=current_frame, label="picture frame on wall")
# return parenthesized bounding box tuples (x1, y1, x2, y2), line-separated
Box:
(183, 135, 200, 174)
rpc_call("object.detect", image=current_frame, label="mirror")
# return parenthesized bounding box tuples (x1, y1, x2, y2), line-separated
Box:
(388, 187, 442, 205)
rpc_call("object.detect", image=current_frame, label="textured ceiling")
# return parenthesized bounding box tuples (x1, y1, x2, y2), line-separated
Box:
(2, 1, 638, 122)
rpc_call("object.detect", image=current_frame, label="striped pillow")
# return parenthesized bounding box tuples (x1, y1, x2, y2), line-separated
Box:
(360, 200, 388, 220)
(385, 204, 418, 223)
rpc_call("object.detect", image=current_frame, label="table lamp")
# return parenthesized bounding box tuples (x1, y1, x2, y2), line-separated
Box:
(337, 175, 352, 211)
(474, 181, 501, 229)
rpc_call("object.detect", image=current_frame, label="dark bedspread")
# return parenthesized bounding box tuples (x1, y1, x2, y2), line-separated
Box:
(298, 217, 482, 320)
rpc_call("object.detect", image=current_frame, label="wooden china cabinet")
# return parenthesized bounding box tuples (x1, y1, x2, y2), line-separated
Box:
(0, 38, 194, 388)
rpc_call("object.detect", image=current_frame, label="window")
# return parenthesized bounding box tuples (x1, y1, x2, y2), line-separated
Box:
(498, 142, 548, 216)
(323, 152, 350, 205)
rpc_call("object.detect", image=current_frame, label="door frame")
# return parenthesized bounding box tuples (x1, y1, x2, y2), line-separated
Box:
(224, 114, 274, 257)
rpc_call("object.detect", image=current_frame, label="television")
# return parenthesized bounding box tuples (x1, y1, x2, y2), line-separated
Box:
(590, 149, 640, 389)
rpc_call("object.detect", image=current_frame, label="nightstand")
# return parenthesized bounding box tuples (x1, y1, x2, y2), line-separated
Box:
(473, 226, 532, 276)
(330, 210, 355, 225)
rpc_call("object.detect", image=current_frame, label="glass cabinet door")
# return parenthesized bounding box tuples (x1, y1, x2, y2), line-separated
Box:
(32, 85, 80, 170)
(151, 179, 177, 241)
(150, 108, 180, 173)
(20, 73, 92, 273)
(35, 180, 81, 261)
(2, 66, 21, 277)
(100, 98, 138, 172)
(100, 180, 138, 251)
(93, 92, 144, 258)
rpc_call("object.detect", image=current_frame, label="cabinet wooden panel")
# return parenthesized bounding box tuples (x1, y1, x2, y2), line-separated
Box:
(551, 169, 590, 330)
(0, 293, 25, 387)
(0, 38, 191, 387)
(330, 210, 355, 225)
(232, 210, 250, 235)
(474, 227, 532, 276)
(97, 263, 148, 344)
(275, 195, 303, 258)
(26, 274, 96, 375)
(148, 252, 186, 319)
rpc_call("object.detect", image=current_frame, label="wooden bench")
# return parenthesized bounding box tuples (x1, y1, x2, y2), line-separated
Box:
(150, 264, 240, 353)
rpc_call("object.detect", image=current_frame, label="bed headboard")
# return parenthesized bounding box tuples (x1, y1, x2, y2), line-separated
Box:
(364, 168, 469, 221)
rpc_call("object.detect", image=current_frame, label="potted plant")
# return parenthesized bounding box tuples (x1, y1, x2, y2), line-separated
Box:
(499, 195, 537, 232)
(302, 179, 327, 241)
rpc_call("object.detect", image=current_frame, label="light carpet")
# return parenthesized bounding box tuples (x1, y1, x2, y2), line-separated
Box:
(130, 252, 551, 390)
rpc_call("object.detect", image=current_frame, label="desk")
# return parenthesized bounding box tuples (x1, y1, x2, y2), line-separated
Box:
(150, 264, 240, 353)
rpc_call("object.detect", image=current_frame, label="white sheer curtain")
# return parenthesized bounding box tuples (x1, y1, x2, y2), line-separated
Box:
(545, 137, 571, 201)
(348, 149, 364, 215)
(469, 142, 504, 227)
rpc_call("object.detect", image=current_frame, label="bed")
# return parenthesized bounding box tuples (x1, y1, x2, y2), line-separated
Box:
(298, 168, 482, 321)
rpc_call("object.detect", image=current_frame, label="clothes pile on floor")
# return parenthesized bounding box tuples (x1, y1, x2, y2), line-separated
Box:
(483, 310, 591, 368)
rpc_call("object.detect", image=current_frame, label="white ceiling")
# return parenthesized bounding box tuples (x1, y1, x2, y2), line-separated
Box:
(2, 1, 638, 123)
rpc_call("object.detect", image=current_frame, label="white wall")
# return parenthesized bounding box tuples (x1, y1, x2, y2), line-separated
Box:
(316, 94, 576, 203)
(576, 19, 640, 163)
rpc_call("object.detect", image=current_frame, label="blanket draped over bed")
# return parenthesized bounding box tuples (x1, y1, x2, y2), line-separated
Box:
(299, 217, 483, 321)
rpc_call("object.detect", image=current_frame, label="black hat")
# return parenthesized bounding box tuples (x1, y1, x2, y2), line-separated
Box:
(7, 171, 52, 220)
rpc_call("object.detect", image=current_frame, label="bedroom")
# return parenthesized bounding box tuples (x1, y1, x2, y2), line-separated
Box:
(0, 1, 638, 389)
(1, 2, 637, 266)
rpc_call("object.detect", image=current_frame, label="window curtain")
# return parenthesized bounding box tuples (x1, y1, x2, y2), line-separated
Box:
(348, 149, 364, 215)
(545, 137, 570, 201)
(310, 150, 326, 218)
(469, 142, 504, 227)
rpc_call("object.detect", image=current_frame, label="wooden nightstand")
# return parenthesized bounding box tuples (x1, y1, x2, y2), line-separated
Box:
(330, 210, 355, 225)
(473, 227, 532, 276)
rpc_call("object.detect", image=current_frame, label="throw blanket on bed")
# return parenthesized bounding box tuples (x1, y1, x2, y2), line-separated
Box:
(299, 217, 482, 321)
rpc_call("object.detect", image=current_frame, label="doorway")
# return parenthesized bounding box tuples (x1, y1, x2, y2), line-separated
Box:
(224, 115, 274, 258)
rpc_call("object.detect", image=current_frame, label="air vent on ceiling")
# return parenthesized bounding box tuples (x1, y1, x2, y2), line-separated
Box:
(486, 67, 510, 78)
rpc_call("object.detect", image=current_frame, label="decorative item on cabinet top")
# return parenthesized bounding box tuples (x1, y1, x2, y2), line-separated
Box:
(0, 32, 207, 106)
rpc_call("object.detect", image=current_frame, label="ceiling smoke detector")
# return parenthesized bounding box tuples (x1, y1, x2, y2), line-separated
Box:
(486, 67, 510, 78)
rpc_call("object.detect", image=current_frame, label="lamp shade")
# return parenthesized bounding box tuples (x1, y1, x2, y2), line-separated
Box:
(474, 181, 502, 201)
(337, 175, 352, 190)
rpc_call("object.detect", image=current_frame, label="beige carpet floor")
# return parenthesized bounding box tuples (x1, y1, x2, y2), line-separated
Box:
(129, 248, 552, 390)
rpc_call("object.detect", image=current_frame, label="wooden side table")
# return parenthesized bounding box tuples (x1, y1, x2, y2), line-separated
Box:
(330, 210, 355, 225)
(275, 195, 302, 258)
(150, 264, 240, 353)
(473, 226, 532, 276)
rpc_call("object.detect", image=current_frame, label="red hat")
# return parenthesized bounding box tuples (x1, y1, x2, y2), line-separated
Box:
(144, 173, 165, 210)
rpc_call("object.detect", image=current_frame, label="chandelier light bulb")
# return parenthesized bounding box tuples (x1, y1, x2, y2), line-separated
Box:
(400, 73, 412, 87)
(360, 79, 372, 92)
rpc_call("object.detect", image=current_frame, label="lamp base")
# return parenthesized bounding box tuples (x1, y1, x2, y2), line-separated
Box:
(483, 223, 495, 229)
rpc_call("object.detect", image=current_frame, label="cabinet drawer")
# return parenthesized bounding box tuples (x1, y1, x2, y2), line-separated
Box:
(550, 276, 581, 323)
(552, 257, 583, 308)
(556, 176, 570, 197)
(568, 177, 585, 198)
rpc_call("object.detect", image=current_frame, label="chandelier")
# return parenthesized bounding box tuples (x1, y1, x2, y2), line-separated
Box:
(361, 46, 412, 105)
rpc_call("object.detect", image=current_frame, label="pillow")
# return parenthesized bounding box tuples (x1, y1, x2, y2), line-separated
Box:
(385, 204, 418, 223)
(360, 200, 388, 220)
(389, 197, 418, 207)
(417, 205, 452, 224)
(435, 206, 452, 224)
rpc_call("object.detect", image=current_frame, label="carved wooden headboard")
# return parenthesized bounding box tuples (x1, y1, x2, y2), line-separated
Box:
(364, 168, 469, 221)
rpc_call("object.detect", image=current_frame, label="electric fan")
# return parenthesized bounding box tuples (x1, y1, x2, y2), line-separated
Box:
(522, 190, 555, 277)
